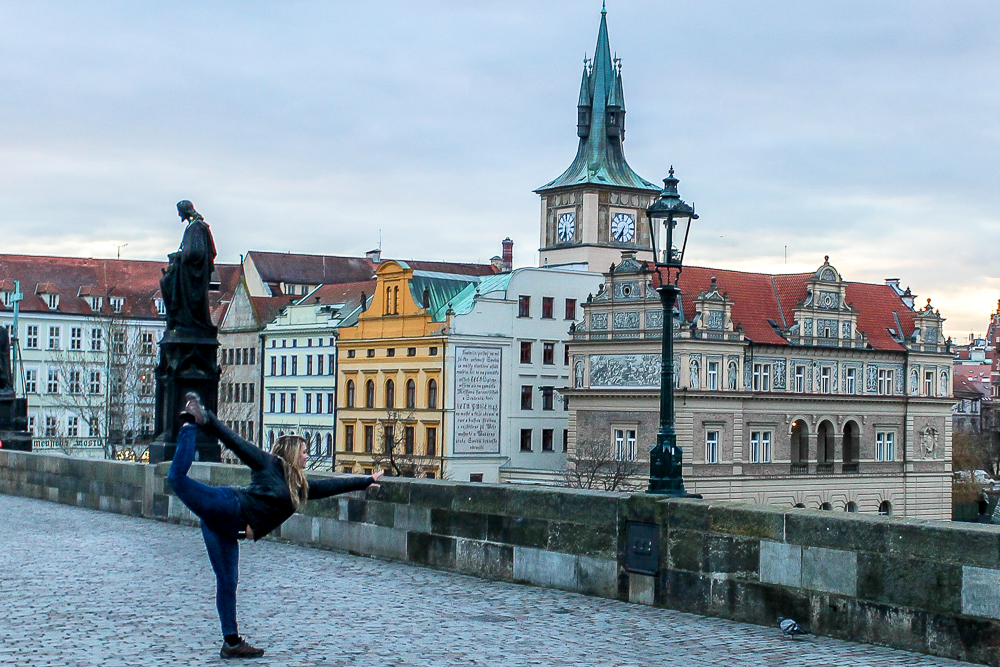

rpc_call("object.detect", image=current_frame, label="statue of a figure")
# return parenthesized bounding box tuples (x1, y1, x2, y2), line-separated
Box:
(0, 327, 13, 396)
(160, 200, 217, 334)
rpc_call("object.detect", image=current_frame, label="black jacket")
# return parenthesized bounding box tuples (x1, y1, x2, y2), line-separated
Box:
(205, 416, 374, 540)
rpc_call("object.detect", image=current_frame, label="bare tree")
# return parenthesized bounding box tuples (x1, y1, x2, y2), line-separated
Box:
(217, 364, 259, 465)
(563, 440, 645, 492)
(46, 312, 157, 460)
(372, 409, 436, 478)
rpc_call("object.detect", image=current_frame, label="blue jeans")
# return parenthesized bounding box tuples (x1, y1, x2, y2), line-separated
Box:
(167, 424, 245, 637)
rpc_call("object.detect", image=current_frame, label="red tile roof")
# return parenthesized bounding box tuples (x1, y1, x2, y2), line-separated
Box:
(650, 264, 919, 352)
(246, 251, 497, 288)
(0, 253, 239, 322)
(306, 280, 377, 309)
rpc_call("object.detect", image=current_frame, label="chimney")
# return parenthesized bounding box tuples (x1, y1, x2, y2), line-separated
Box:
(501, 237, 514, 271)
(366, 248, 381, 264)
(490, 256, 503, 271)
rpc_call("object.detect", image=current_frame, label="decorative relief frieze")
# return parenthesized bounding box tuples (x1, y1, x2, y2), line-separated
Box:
(645, 310, 663, 330)
(588, 354, 659, 387)
(842, 321, 852, 339)
(818, 319, 838, 337)
(924, 325, 939, 344)
(818, 291, 839, 309)
(613, 281, 640, 300)
(707, 310, 724, 330)
(803, 319, 813, 336)
(591, 313, 608, 330)
(613, 310, 640, 329)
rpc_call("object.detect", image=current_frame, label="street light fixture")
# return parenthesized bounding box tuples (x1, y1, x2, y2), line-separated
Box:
(646, 167, 698, 495)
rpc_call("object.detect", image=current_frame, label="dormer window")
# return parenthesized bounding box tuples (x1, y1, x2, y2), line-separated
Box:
(1, 292, 9, 307)
(90, 296, 103, 311)
(110, 297, 125, 313)
(47, 294, 59, 309)
(154, 298, 165, 316)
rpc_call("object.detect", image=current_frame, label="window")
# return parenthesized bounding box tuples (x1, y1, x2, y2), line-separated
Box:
(383, 425, 394, 452)
(519, 341, 532, 364)
(47, 293, 59, 309)
(312, 354, 322, 375)
(291, 356, 298, 376)
(876, 431, 895, 462)
(279, 393, 286, 413)
(877, 369, 894, 396)
(707, 362, 719, 391)
(269, 393, 276, 413)
(562, 429, 568, 452)
(23, 370, 36, 394)
(614, 429, 637, 461)
(820, 367, 831, 394)
(542, 387, 555, 411)
(845, 367, 857, 394)
(141, 331, 155, 356)
(385, 379, 395, 409)
(426, 427, 437, 456)
(344, 425, 355, 452)
(405, 379, 416, 409)
(89, 328, 102, 351)
(469, 473, 484, 483)
(280, 356, 287, 376)
(407, 347, 417, 357)
(878, 501, 892, 516)
(364, 425, 374, 452)
(68, 370, 82, 394)
(794, 365, 805, 393)
(88, 418, 99, 437)
(314, 392, 321, 413)
(365, 380, 375, 408)
(564, 344, 570, 366)
(427, 379, 438, 409)
(26, 325, 38, 349)
(70, 327, 82, 350)
(387, 348, 395, 358)
(112, 330, 126, 355)
(328, 354, 335, 373)
(346, 380, 355, 407)
(89, 371, 101, 394)
(289, 393, 297, 413)
(306, 355, 313, 376)
(542, 342, 555, 365)
(327, 393, 334, 413)
(347, 349, 356, 358)
(305, 393, 312, 414)
(366, 349, 375, 358)
(269, 356, 277, 376)
(749, 431, 772, 463)
(520, 386, 533, 410)
(47, 369, 59, 394)
(924, 371, 934, 396)
(751, 364, 771, 392)
(404, 426, 415, 455)
(45, 415, 58, 437)
(565, 299, 576, 320)
(47, 326, 60, 350)
(518, 295, 530, 318)
(542, 429, 554, 451)
(541, 297, 554, 319)
(67, 416, 79, 437)
(110, 296, 124, 313)
(27, 415, 35, 435)
(429, 346, 438, 356)
(520, 429, 532, 451)
(706, 431, 719, 464)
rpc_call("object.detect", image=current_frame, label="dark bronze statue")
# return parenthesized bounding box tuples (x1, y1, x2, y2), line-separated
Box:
(0, 327, 13, 397)
(160, 200, 217, 334)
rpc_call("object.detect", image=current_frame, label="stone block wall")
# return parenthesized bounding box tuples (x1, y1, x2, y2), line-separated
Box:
(3, 449, 1000, 665)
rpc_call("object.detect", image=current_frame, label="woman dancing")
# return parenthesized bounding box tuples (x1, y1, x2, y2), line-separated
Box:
(168, 392, 382, 659)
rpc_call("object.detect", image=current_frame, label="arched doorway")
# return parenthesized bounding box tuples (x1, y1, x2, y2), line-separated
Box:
(844, 501, 858, 513)
(790, 420, 809, 471)
(842, 421, 859, 472)
(879, 501, 892, 516)
(817, 420, 835, 468)
(819, 502, 832, 511)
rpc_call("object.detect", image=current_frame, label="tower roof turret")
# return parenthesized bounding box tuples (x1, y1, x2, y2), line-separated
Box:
(536, 8, 658, 194)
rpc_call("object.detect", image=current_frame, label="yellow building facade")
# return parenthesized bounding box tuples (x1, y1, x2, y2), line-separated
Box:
(335, 261, 477, 478)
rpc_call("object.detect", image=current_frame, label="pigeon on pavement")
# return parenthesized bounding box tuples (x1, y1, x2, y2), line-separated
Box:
(778, 617, 809, 638)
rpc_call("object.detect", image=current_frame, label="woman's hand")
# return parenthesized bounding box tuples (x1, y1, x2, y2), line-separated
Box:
(369, 469, 385, 490)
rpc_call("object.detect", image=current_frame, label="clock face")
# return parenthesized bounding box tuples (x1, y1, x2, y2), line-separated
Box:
(611, 213, 636, 242)
(557, 212, 576, 242)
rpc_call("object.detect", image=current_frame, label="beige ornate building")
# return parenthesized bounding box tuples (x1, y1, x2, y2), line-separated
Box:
(563, 253, 954, 519)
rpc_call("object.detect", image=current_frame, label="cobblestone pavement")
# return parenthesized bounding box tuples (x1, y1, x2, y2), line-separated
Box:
(0, 494, 980, 667)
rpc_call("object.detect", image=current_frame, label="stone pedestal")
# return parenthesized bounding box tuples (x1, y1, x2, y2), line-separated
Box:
(146, 329, 221, 464)
(0, 396, 32, 452)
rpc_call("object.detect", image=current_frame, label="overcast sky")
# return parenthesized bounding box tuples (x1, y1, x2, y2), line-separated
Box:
(1, 1, 998, 335)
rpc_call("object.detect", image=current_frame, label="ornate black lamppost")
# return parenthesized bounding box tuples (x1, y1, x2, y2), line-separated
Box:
(646, 167, 697, 494)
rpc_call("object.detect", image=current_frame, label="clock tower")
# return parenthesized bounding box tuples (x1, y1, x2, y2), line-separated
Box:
(536, 7, 662, 271)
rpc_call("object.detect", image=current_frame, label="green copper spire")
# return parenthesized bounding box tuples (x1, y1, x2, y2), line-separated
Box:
(536, 8, 657, 193)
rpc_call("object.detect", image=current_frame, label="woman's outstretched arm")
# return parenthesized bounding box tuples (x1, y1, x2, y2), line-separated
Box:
(307, 469, 383, 500)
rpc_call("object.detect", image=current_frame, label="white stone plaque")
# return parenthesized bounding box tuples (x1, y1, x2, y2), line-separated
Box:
(454, 346, 502, 454)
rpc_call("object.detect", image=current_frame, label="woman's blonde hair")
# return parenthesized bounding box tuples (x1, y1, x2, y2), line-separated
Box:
(272, 435, 309, 510)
